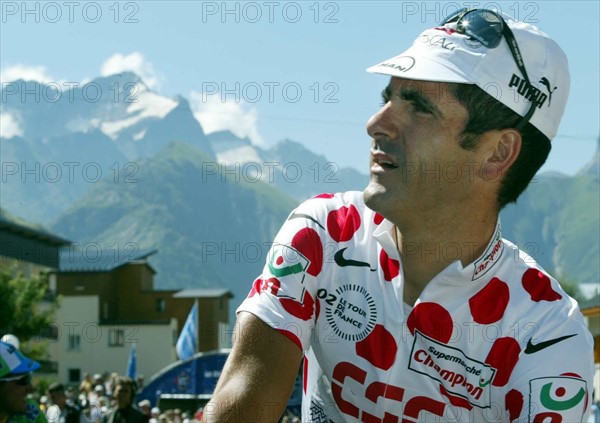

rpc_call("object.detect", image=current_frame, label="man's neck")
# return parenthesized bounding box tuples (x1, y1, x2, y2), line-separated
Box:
(394, 208, 498, 305)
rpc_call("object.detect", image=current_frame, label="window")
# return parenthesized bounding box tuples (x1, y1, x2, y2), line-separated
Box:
(156, 298, 166, 312)
(108, 329, 125, 347)
(68, 368, 81, 383)
(68, 334, 81, 351)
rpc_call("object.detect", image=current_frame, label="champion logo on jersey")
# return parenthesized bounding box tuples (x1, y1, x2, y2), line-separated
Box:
(408, 331, 496, 408)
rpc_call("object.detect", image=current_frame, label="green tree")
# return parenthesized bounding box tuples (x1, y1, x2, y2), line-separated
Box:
(0, 266, 59, 360)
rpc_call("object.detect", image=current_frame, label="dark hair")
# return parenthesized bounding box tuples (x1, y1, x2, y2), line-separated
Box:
(115, 376, 136, 403)
(48, 382, 65, 393)
(451, 83, 551, 210)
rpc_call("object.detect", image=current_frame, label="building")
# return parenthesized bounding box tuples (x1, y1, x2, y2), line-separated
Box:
(581, 293, 600, 402)
(47, 247, 233, 385)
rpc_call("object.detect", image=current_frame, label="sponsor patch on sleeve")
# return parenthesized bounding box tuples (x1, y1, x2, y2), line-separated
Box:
(266, 243, 310, 302)
(528, 376, 587, 422)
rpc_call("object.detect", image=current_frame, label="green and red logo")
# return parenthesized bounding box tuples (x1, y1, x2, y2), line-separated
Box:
(266, 243, 310, 302)
(529, 376, 587, 422)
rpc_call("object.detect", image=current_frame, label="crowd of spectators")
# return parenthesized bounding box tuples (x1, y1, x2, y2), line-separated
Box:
(29, 372, 301, 423)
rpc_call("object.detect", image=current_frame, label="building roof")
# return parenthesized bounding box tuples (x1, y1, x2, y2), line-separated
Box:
(173, 288, 233, 299)
(0, 214, 70, 247)
(0, 213, 71, 267)
(58, 247, 157, 272)
(581, 293, 600, 311)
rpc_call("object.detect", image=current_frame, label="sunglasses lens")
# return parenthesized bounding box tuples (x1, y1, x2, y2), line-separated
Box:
(458, 10, 504, 48)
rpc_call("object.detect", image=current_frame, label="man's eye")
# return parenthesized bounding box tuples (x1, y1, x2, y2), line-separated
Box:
(412, 101, 432, 114)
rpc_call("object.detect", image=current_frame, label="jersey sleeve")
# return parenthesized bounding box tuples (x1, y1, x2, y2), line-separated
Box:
(503, 294, 595, 423)
(237, 195, 331, 352)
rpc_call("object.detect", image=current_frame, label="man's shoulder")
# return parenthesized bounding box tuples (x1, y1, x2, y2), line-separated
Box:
(130, 408, 149, 423)
(496, 238, 586, 325)
(294, 191, 375, 221)
(297, 191, 365, 208)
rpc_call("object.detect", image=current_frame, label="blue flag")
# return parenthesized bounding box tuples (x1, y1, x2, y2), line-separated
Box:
(176, 302, 198, 360)
(126, 343, 137, 379)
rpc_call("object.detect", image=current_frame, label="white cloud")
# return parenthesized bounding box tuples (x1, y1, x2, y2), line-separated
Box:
(0, 111, 24, 139)
(0, 64, 56, 84)
(189, 91, 265, 146)
(100, 52, 162, 90)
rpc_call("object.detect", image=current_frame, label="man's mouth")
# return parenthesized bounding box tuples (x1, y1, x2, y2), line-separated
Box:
(371, 152, 399, 170)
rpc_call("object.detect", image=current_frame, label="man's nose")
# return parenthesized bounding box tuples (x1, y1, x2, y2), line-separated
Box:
(366, 102, 398, 141)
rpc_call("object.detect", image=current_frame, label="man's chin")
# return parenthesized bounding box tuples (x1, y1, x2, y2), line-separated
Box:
(363, 182, 387, 211)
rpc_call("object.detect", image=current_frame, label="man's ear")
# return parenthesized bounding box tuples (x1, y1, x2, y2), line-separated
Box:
(480, 129, 522, 181)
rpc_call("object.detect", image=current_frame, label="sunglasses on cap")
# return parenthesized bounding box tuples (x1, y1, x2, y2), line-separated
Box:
(0, 373, 32, 385)
(440, 8, 536, 131)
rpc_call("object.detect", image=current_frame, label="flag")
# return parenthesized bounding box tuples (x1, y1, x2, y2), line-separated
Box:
(126, 343, 137, 379)
(176, 302, 198, 360)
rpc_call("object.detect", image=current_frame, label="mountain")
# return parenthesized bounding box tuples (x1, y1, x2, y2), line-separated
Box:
(1, 73, 214, 225)
(51, 142, 297, 303)
(501, 155, 599, 285)
(207, 131, 369, 202)
(1, 130, 128, 223)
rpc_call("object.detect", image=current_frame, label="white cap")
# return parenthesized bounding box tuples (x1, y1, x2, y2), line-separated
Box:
(367, 12, 569, 140)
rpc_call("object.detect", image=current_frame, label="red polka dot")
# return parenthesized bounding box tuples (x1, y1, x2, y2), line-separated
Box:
(291, 228, 323, 277)
(379, 249, 400, 282)
(469, 277, 510, 324)
(373, 213, 384, 225)
(522, 268, 562, 302)
(248, 277, 280, 297)
(280, 290, 315, 321)
(276, 256, 284, 265)
(561, 372, 581, 378)
(327, 205, 361, 243)
(303, 357, 308, 394)
(313, 193, 335, 199)
(407, 303, 454, 343)
(485, 337, 521, 387)
(276, 328, 302, 351)
(505, 389, 524, 422)
(556, 387, 566, 397)
(355, 325, 397, 370)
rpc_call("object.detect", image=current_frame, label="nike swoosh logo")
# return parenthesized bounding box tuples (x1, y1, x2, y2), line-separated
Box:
(288, 211, 325, 230)
(524, 333, 577, 354)
(334, 248, 377, 271)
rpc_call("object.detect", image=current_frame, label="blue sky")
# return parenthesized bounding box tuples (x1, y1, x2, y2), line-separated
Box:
(1, 1, 598, 175)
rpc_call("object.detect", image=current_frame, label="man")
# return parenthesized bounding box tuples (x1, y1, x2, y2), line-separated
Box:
(0, 341, 47, 423)
(102, 377, 148, 423)
(47, 383, 82, 423)
(136, 401, 151, 419)
(202, 9, 595, 422)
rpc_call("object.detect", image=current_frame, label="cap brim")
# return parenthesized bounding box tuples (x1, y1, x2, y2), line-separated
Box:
(11, 356, 40, 375)
(366, 51, 475, 85)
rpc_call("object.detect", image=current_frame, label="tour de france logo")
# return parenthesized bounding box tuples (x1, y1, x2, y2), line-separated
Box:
(322, 283, 377, 342)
